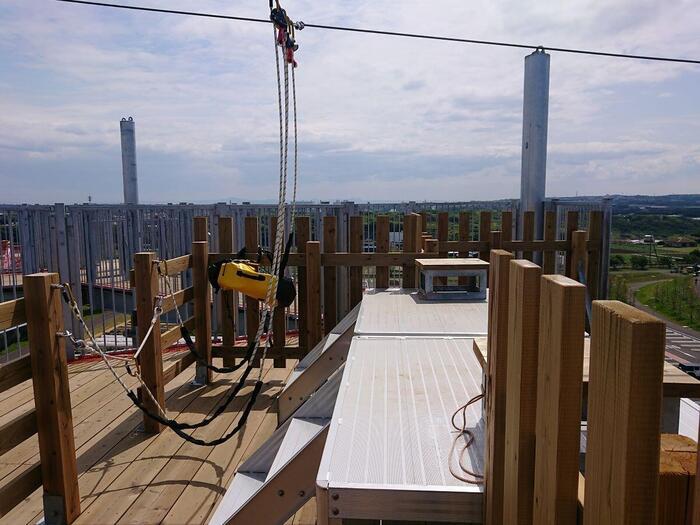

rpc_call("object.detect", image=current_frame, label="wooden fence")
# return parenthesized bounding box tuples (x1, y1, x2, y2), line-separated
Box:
(484, 249, 697, 524)
(1, 210, 698, 524)
(0, 274, 80, 523)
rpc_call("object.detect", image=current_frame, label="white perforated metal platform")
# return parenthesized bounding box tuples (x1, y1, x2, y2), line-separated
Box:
(317, 335, 485, 523)
(355, 288, 489, 337)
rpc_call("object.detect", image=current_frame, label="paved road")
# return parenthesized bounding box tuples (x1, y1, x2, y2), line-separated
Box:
(628, 277, 700, 375)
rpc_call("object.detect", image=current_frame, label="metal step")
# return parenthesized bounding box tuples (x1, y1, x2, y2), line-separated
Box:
(267, 418, 326, 480)
(209, 371, 341, 525)
(278, 304, 359, 424)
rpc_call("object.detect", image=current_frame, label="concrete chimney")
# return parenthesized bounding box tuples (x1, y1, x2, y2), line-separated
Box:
(519, 49, 550, 240)
(120, 117, 139, 205)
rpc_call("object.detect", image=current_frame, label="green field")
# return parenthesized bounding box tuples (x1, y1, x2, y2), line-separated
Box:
(636, 276, 700, 331)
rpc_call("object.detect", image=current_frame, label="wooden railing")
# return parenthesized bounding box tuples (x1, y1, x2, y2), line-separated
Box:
(0, 274, 80, 523)
(483, 249, 691, 524)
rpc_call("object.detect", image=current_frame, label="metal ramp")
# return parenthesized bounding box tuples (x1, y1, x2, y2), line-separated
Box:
(277, 304, 359, 424)
(209, 370, 341, 525)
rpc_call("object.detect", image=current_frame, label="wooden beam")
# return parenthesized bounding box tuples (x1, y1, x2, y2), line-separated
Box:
(245, 216, 261, 361)
(162, 352, 196, 386)
(0, 409, 37, 456)
(583, 301, 665, 525)
(212, 345, 305, 359)
(375, 215, 390, 289)
(543, 211, 556, 275)
(458, 211, 471, 288)
(134, 253, 164, 434)
(0, 463, 42, 518)
(160, 254, 192, 276)
(501, 211, 513, 243)
(586, 211, 603, 301)
(270, 215, 286, 368)
(503, 259, 541, 525)
(24, 273, 80, 523)
(694, 427, 700, 525)
(657, 433, 696, 525)
(490, 230, 503, 251)
(484, 249, 513, 525)
(569, 230, 587, 282)
(0, 297, 25, 331)
(295, 216, 310, 352)
(565, 211, 579, 278)
(193, 216, 208, 243)
(402, 214, 420, 288)
(306, 241, 322, 350)
(349, 216, 363, 308)
(0, 354, 32, 394)
(161, 316, 195, 350)
(479, 211, 492, 261)
(437, 212, 449, 286)
(136, 351, 196, 400)
(533, 274, 585, 525)
(442, 240, 569, 253)
(193, 240, 212, 383)
(522, 210, 535, 261)
(218, 216, 237, 367)
(323, 216, 338, 331)
(160, 286, 194, 315)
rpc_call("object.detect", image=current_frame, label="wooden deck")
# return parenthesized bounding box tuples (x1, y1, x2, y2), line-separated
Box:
(0, 351, 316, 525)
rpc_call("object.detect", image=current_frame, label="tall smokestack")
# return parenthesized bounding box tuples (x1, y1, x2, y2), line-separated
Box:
(120, 117, 139, 204)
(519, 49, 550, 241)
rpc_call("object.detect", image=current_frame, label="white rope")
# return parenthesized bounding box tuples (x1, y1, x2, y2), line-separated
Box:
(290, 64, 299, 227)
(59, 285, 168, 419)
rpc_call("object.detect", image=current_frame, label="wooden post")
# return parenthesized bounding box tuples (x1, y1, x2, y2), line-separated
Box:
(245, 216, 260, 361)
(564, 210, 579, 278)
(218, 216, 236, 367)
(419, 233, 430, 252)
(323, 216, 338, 331)
(490, 231, 503, 251)
(194, 216, 208, 243)
(459, 211, 471, 287)
(375, 215, 390, 288)
(270, 215, 286, 368)
(583, 301, 665, 525)
(437, 212, 449, 285)
(532, 275, 585, 525)
(295, 216, 310, 352)
(485, 249, 514, 525)
(193, 241, 212, 383)
(501, 211, 513, 243)
(522, 211, 535, 261)
(503, 260, 542, 525)
(692, 429, 700, 524)
(134, 252, 164, 433)
(657, 434, 697, 525)
(24, 273, 80, 524)
(586, 211, 603, 301)
(543, 211, 556, 275)
(306, 241, 322, 350)
(480, 211, 492, 262)
(419, 211, 429, 234)
(349, 216, 363, 309)
(570, 230, 587, 282)
(402, 214, 419, 288)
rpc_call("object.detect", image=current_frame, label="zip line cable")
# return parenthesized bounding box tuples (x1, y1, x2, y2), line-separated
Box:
(56, 0, 700, 65)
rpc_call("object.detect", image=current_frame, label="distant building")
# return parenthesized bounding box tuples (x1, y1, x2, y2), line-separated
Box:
(664, 236, 697, 248)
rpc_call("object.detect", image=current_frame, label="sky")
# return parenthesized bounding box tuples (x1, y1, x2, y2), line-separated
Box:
(0, 0, 699, 204)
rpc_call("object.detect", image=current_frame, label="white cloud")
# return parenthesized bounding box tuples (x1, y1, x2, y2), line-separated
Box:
(0, 0, 699, 203)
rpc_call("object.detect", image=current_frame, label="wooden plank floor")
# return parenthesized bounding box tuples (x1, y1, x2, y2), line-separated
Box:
(0, 350, 317, 525)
